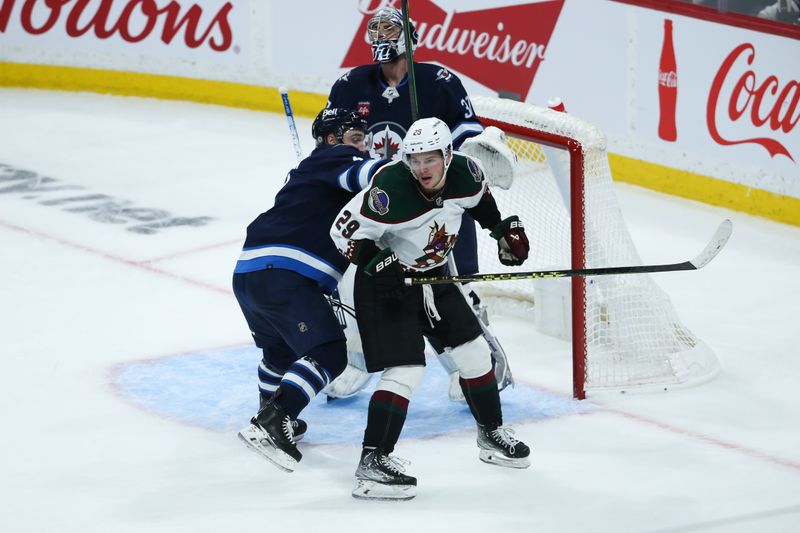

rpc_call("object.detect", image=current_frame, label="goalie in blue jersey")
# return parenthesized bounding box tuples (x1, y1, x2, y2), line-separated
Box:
(232, 108, 387, 473)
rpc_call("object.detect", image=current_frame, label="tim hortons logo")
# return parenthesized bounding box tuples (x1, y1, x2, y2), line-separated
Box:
(707, 43, 798, 162)
(0, 0, 233, 51)
(343, 0, 565, 101)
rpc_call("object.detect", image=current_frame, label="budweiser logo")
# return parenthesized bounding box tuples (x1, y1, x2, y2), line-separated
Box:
(343, 0, 565, 100)
(707, 43, 797, 162)
(0, 0, 233, 51)
(659, 71, 677, 88)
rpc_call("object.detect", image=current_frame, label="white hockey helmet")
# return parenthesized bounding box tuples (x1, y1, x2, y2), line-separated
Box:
(367, 7, 418, 63)
(402, 117, 454, 175)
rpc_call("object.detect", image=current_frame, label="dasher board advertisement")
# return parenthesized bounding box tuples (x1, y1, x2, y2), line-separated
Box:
(275, 0, 799, 199)
(0, 0, 251, 64)
(1, 0, 797, 204)
(621, 8, 798, 198)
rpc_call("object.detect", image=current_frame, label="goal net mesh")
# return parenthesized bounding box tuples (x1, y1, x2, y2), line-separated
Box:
(470, 95, 720, 395)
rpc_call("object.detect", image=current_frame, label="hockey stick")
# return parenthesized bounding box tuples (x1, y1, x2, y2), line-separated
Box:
(401, 0, 419, 121)
(278, 87, 303, 163)
(406, 219, 733, 286)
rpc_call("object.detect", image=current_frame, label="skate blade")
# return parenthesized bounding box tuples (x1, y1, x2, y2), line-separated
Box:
(479, 449, 531, 469)
(237, 431, 298, 473)
(352, 479, 416, 501)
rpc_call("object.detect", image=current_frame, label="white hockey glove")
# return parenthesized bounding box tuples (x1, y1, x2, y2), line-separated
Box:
(459, 126, 518, 190)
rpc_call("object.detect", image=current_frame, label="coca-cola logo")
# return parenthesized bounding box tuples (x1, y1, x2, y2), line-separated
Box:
(343, 0, 564, 101)
(0, 0, 233, 51)
(708, 43, 797, 162)
(659, 71, 677, 88)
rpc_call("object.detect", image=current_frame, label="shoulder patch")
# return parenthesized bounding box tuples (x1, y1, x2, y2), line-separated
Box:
(368, 187, 390, 215)
(435, 68, 453, 82)
(467, 158, 484, 182)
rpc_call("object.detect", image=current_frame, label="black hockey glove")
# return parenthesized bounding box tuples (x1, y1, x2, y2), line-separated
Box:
(490, 216, 529, 266)
(364, 247, 406, 300)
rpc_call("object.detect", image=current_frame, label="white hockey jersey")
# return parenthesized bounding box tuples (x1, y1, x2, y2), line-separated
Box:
(330, 153, 499, 272)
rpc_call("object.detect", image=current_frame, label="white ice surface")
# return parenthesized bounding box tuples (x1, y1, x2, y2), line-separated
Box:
(1, 89, 799, 533)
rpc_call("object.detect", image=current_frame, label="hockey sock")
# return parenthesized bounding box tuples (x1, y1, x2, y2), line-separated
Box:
(460, 371, 503, 427)
(362, 390, 409, 454)
(276, 357, 333, 419)
(258, 361, 284, 406)
(272, 340, 347, 419)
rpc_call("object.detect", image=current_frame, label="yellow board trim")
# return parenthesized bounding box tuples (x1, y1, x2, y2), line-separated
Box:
(609, 153, 800, 227)
(2, 62, 797, 227)
(0, 61, 328, 117)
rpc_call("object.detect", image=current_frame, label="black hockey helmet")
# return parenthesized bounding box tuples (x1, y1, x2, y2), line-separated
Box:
(367, 7, 418, 63)
(312, 107, 368, 146)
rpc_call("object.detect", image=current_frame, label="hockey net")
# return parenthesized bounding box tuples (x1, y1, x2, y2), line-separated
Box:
(470, 95, 720, 399)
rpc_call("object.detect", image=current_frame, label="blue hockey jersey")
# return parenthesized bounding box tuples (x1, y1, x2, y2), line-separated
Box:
(327, 63, 484, 161)
(234, 143, 386, 293)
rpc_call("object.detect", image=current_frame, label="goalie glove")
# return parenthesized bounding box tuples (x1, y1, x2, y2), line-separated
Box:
(458, 126, 518, 190)
(364, 247, 406, 300)
(490, 216, 529, 266)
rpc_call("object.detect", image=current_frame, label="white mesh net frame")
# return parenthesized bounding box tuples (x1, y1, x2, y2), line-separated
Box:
(470, 95, 720, 398)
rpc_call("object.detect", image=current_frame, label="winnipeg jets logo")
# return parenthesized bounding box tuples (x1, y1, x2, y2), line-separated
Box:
(369, 122, 405, 160)
(435, 68, 452, 82)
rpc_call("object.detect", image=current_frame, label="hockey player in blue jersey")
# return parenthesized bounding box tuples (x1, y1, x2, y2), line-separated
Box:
(233, 108, 387, 472)
(327, 7, 484, 276)
(325, 6, 518, 402)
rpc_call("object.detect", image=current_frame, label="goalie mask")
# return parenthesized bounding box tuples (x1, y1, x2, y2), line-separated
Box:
(311, 108, 368, 146)
(367, 7, 418, 63)
(402, 117, 454, 189)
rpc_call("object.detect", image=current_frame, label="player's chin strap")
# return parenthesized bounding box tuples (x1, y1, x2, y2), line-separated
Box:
(458, 126, 518, 190)
(445, 255, 514, 391)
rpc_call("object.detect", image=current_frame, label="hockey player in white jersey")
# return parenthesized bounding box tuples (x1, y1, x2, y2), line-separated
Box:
(325, 6, 519, 403)
(330, 118, 531, 500)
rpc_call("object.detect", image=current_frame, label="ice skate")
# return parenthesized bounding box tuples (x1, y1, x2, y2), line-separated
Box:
(477, 425, 531, 469)
(260, 395, 306, 441)
(291, 418, 307, 441)
(352, 448, 417, 501)
(238, 401, 301, 472)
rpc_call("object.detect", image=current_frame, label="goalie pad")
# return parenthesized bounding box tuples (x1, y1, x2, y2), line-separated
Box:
(322, 353, 371, 399)
(458, 126, 518, 190)
(434, 350, 465, 402)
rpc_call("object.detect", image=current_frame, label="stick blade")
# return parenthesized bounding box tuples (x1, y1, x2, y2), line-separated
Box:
(690, 219, 732, 269)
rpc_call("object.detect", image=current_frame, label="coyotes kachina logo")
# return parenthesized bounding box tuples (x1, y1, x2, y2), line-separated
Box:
(414, 221, 456, 269)
(342, 0, 565, 101)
